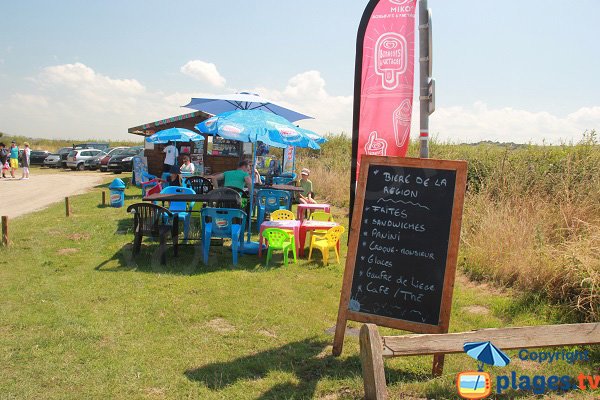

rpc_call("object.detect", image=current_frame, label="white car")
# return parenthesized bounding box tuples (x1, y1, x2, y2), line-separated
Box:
(66, 148, 104, 171)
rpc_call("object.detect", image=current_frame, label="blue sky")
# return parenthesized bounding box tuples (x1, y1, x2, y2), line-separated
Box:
(0, 0, 598, 144)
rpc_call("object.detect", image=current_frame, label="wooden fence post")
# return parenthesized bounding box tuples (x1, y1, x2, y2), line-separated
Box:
(65, 197, 70, 217)
(2, 216, 8, 246)
(360, 324, 387, 400)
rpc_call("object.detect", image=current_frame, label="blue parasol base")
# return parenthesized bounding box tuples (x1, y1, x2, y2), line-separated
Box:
(240, 241, 265, 255)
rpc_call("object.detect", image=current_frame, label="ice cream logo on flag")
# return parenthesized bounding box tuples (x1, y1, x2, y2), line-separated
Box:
(375, 32, 408, 90)
(389, 0, 411, 5)
(393, 99, 412, 148)
(364, 131, 388, 156)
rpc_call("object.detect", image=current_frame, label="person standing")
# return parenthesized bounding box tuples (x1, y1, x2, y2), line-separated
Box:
(162, 141, 179, 174)
(0, 143, 8, 178)
(20, 142, 31, 180)
(9, 141, 19, 178)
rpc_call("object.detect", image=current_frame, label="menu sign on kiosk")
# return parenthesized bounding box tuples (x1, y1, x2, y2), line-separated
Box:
(333, 156, 467, 356)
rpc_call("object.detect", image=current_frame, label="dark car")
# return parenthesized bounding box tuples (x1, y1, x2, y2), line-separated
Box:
(86, 147, 129, 171)
(75, 142, 110, 152)
(29, 150, 51, 165)
(107, 147, 143, 174)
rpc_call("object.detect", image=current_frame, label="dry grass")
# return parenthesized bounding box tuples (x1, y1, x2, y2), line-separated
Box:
(298, 131, 600, 321)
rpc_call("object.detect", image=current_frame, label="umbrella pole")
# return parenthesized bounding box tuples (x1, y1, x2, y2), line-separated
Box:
(240, 142, 262, 255)
(247, 143, 257, 242)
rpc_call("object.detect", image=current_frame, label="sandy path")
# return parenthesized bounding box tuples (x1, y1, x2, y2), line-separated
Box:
(0, 172, 107, 219)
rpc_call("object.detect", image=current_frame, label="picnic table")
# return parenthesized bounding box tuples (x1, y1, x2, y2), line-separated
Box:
(258, 220, 301, 257)
(299, 220, 340, 257)
(296, 203, 332, 222)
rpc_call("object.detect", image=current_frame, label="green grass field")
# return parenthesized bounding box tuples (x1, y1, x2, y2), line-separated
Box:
(1, 175, 598, 399)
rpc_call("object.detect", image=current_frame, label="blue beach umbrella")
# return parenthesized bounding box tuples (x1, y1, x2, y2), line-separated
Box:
(197, 110, 320, 149)
(145, 127, 205, 144)
(464, 341, 511, 371)
(195, 110, 321, 252)
(184, 91, 313, 123)
(299, 127, 328, 144)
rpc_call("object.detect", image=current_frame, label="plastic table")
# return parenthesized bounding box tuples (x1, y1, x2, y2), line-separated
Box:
(299, 220, 340, 257)
(258, 220, 301, 257)
(296, 203, 331, 222)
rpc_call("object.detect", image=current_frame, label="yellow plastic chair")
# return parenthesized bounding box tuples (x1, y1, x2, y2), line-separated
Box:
(263, 228, 297, 266)
(271, 209, 296, 221)
(308, 225, 345, 265)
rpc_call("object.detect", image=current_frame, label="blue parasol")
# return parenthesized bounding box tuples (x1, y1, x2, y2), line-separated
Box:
(298, 127, 328, 144)
(195, 110, 321, 253)
(145, 127, 205, 144)
(183, 91, 313, 123)
(464, 341, 511, 371)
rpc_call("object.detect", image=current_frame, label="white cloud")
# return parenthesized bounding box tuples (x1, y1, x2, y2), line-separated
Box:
(0, 63, 180, 140)
(0, 61, 597, 144)
(428, 102, 600, 144)
(247, 70, 354, 136)
(181, 60, 226, 88)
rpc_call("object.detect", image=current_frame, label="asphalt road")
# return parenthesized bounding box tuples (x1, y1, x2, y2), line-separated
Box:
(0, 171, 107, 219)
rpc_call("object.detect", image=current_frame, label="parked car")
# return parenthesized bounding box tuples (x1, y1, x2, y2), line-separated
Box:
(85, 147, 129, 171)
(29, 150, 51, 165)
(107, 147, 144, 174)
(44, 147, 72, 168)
(74, 142, 110, 152)
(66, 148, 104, 171)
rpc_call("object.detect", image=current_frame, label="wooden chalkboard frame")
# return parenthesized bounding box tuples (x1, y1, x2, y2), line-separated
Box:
(333, 156, 467, 356)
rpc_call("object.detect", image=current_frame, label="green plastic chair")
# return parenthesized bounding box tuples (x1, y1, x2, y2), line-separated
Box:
(262, 228, 297, 267)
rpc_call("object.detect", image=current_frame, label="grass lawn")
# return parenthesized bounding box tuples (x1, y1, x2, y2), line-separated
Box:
(0, 180, 598, 399)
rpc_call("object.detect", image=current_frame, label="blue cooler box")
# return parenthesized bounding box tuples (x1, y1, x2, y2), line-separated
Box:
(108, 178, 126, 208)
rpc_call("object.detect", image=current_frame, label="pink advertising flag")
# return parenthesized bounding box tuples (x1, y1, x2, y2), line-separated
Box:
(350, 0, 417, 213)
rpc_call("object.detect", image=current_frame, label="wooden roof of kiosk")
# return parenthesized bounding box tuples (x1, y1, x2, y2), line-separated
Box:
(128, 110, 212, 137)
(128, 111, 245, 177)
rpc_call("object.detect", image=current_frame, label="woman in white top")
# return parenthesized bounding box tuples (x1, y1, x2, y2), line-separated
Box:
(180, 155, 195, 175)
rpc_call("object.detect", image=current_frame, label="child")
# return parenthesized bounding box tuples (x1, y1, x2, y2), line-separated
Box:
(0, 143, 9, 178)
(298, 168, 316, 204)
(164, 164, 183, 187)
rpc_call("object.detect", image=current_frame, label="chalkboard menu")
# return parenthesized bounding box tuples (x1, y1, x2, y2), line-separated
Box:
(333, 156, 467, 355)
(349, 163, 457, 324)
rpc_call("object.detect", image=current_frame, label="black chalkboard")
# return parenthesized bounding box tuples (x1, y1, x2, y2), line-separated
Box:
(347, 163, 457, 325)
(333, 156, 467, 353)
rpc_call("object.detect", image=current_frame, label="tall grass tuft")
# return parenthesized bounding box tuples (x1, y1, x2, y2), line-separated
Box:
(297, 131, 599, 321)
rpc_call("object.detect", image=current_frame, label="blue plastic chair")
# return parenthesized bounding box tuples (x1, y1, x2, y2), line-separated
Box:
(200, 208, 247, 266)
(256, 189, 292, 227)
(160, 186, 196, 241)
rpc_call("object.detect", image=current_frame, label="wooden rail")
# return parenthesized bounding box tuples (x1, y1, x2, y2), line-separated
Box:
(360, 322, 600, 400)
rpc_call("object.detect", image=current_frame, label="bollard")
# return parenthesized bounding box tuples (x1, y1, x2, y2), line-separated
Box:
(65, 197, 70, 217)
(102, 191, 106, 206)
(1, 216, 8, 246)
